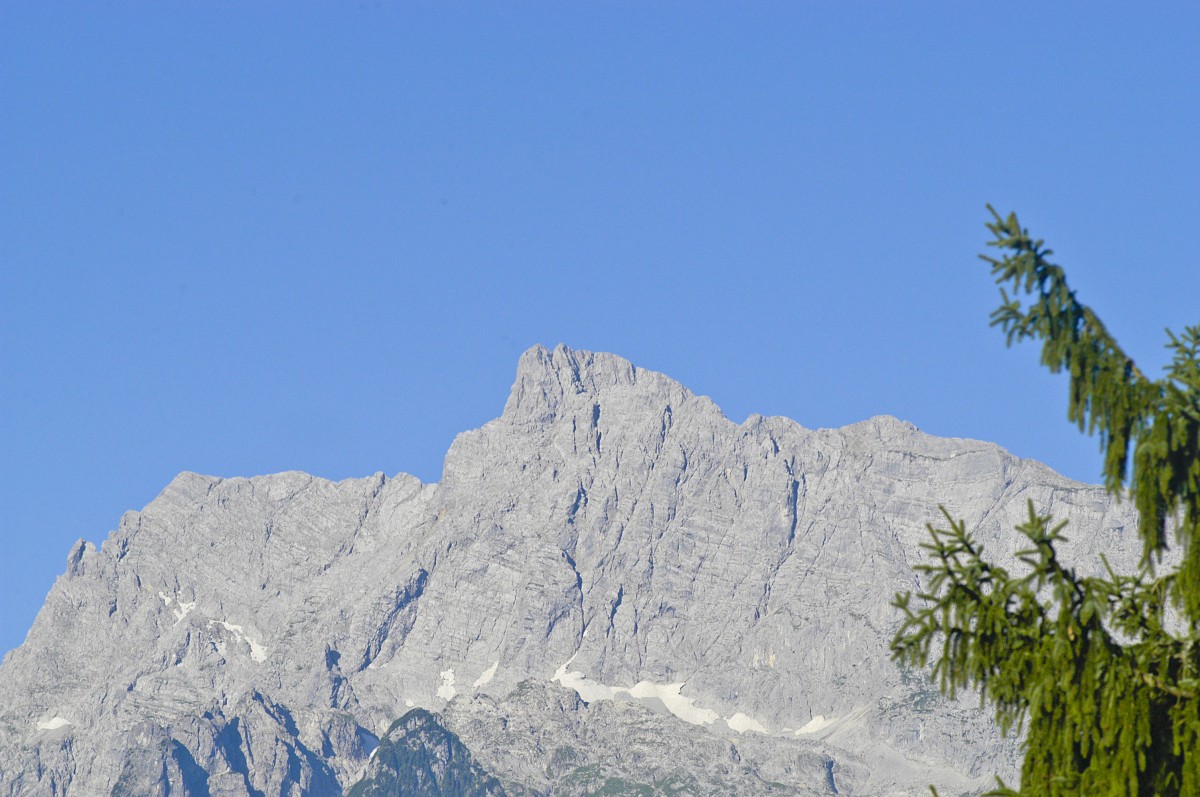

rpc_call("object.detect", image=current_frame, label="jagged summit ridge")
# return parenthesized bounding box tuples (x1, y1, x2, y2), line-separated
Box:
(504, 343, 926, 440)
(0, 344, 1140, 795)
(503, 344, 659, 424)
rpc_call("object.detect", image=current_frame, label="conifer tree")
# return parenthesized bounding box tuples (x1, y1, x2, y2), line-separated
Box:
(891, 208, 1199, 796)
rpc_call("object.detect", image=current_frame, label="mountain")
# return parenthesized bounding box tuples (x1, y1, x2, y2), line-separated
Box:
(0, 344, 1143, 796)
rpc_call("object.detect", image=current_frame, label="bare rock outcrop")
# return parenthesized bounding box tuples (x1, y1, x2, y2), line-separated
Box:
(0, 344, 1141, 795)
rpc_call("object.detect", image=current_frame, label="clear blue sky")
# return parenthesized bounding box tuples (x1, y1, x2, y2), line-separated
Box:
(2, 3, 1197, 657)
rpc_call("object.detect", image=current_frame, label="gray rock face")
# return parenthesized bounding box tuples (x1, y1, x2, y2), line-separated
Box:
(0, 344, 1143, 795)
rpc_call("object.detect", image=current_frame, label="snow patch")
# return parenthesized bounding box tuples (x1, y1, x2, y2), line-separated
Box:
(795, 714, 835, 735)
(472, 661, 499, 689)
(36, 716, 71, 731)
(726, 712, 768, 734)
(627, 681, 721, 725)
(552, 661, 621, 704)
(208, 620, 269, 662)
(552, 661, 719, 726)
(405, 698, 415, 708)
(157, 592, 194, 622)
(437, 669, 457, 700)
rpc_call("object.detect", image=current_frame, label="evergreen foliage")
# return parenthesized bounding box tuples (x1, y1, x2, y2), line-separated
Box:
(346, 708, 506, 797)
(891, 208, 1199, 796)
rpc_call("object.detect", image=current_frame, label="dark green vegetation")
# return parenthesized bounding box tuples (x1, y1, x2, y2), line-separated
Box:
(346, 709, 506, 797)
(892, 209, 1199, 795)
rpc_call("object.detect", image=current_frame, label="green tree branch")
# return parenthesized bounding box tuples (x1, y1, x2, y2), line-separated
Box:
(892, 209, 1200, 795)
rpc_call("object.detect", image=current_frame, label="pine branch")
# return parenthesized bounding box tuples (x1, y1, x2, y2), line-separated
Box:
(982, 208, 1200, 621)
(895, 209, 1200, 795)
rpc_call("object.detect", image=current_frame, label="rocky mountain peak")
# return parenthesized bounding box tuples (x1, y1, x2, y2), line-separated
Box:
(502, 344, 693, 426)
(0, 345, 1142, 795)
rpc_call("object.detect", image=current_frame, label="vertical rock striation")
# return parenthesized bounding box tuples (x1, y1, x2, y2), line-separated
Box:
(0, 344, 1142, 795)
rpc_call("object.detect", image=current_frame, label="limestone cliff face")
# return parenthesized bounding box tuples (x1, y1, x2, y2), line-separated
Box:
(0, 345, 1141, 796)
